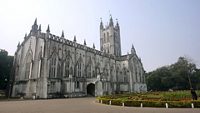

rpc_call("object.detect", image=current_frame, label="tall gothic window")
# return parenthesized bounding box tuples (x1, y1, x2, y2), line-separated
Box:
(107, 32, 109, 42)
(15, 66, 19, 80)
(75, 81, 80, 89)
(57, 62, 62, 78)
(116, 69, 119, 82)
(135, 67, 138, 82)
(65, 59, 70, 78)
(87, 65, 92, 78)
(110, 68, 113, 81)
(77, 62, 81, 77)
(49, 54, 57, 78)
(104, 33, 106, 43)
(123, 68, 128, 82)
(25, 54, 32, 79)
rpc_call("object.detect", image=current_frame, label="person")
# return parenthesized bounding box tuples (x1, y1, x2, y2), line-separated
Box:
(190, 88, 198, 100)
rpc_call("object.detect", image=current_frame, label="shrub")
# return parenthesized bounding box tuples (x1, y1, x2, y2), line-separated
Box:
(142, 101, 165, 107)
(192, 100, 200, 108)
(97, 91, 200, 108)
(167, 101, 191, 108)
(124, 100, 141, 107)
(110, 99, 122, 106)
(101, 98, 110, 104)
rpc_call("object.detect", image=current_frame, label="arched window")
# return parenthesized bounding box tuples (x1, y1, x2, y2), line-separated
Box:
(87, 65, 92, 78)
(15, 66, 19, 80)
(135, 66, 138, 82)
(25, 53, 32, 79)
(75, 81, 80, 88)
(116, 69, 119, 82)
(123, 68, 128, 82)
(104, 33, 106, 43)
(96, 66, 100, 75)
(77, 62, 81, 77)
(110, 68, 113, 81)
(49, 54, 57, 78)
(57, 62, 62, 78)
(65, 59, 70, 78)
(107, 32, 109, 42)
(103, 68, 108, 76)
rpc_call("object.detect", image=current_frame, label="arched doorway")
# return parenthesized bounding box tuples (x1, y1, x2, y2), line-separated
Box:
(87, 83, 95, 96)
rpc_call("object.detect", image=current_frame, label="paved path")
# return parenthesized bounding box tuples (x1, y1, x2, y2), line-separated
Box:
(0, 98, 199, 113)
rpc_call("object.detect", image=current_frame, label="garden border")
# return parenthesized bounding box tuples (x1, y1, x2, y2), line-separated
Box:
(97, 98, 200, 108)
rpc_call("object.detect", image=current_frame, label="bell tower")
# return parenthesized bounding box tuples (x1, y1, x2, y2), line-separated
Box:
(100, 16, 121, 56)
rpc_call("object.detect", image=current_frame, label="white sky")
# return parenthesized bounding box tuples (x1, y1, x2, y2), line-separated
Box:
(0, 0, 200, 72)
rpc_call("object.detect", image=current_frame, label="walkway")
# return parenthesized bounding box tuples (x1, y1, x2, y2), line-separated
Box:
(0, 98, 199, 113)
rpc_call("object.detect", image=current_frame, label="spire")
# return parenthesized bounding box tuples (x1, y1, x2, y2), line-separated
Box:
(100, 17, 104, 29)
(46, 24, 50, 32)
(34, 18, 37, 25)
(93, 43, 95, 49)
(73, 35, 76, 42)
(17, 42, 20, 48)
(38, 24, 41, 31)
(84, 39, 86, 45)
(31, 18, 38, 34)
(131, 44, 136, 54)
(61, 30, 64, 37)
(24, 33, 27, 39)
(109, 14, 114, 26)
(115, 18, 120, 29)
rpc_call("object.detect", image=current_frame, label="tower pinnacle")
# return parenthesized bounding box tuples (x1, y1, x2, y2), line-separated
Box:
(46, 25, 50, 32)
(84, 39, 86, 45)
(115, 19, 120, 29)
(93, 43, 95, 49)
(34, 18, 37, 25)
(61, 30, 64, 37)
(73, 35, 76, 42)
(100, 18, 104, 29)
(31, 18, 38, 35)
(109, 15, 114, 26)
(38, 24, 41, 31)
(131, 44, 136, 54)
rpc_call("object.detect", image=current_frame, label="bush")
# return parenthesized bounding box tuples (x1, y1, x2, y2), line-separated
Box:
(110, 99, 122, 106)
(98, 98, 200, 108)
(97, 91, 200, 108)
(167, 101, 191, 108)
(101, 98, 110, 104)
(143, 101, 165, 107)
(124, 100, 141, 107)
(192, 100, 200, 108)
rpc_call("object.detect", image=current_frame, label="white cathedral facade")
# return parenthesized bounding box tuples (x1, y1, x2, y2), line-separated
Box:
(12, 17, 147, 99)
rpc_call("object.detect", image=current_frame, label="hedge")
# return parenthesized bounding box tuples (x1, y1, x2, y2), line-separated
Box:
(97, 98, 200, 108)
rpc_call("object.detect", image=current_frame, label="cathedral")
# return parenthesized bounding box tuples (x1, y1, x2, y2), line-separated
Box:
(12, 17, 147, 99)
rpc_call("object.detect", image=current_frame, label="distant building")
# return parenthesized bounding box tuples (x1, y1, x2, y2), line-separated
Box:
(12, 16, 147, 99)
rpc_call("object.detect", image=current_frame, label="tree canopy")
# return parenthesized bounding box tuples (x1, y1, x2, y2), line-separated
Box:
(0, 49, 13, 90)
(146, 57, 200, 91)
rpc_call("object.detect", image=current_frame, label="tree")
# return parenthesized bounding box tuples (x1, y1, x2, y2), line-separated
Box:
(0, 49, 13, 90)
(146, 57, 200, 91)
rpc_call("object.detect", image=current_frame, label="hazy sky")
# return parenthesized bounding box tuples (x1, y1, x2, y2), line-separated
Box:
(0, 0, 199, 72)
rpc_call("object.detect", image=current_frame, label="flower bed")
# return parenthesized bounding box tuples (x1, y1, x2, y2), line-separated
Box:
(97, 91, 200, 108)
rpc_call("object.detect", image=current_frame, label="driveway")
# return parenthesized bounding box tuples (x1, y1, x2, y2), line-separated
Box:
(0, 98, 199, 113)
